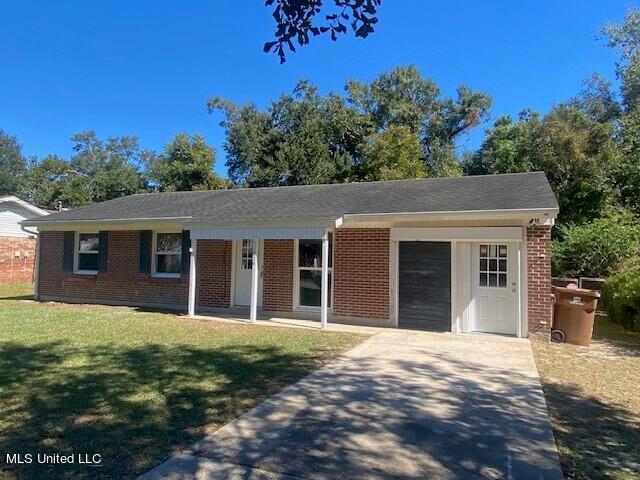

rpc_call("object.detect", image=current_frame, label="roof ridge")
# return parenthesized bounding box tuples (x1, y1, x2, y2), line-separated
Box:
(119, 171, 548, 198)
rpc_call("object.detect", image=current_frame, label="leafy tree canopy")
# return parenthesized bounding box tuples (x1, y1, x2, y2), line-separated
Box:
(147, 133, 227, 192)
(465, 105, 619, 226)
(209, 66, 489, 187)
(0, 129, 27, 196)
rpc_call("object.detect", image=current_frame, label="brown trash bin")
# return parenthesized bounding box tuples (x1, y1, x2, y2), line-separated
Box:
(551, 286, 600, 346)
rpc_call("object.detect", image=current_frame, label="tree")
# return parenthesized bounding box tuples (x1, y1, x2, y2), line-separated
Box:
(0, 129, 27, 196)
(21, 155, 91, 208)
(603, 8, 640, 215)
(346, 65, 491, 174)
(210, 66, 489, 186)
(465, 106, 619, 226)
(360, 125, 426, 180)
(147, 133, 227, 192)
(20, 131, 148, 209)
(209, 80, 368, 186)
(264, 0, 381, 63)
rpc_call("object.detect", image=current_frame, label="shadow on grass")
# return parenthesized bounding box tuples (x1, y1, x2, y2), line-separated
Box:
(542, 381, 640, 479)
(0, 294, 35, 301)
(0, 340, 323, 480)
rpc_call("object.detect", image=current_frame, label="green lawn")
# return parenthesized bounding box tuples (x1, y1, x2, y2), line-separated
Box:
(532, 315, 640, 480)
(0, 283, 366, 480)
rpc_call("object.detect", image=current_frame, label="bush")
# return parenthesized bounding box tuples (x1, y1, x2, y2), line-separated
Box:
(552, 209, 640, 278)
(602, 259, 640, 331)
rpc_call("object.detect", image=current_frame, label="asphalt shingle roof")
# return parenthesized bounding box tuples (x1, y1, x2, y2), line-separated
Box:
(28, 172, 558, 224)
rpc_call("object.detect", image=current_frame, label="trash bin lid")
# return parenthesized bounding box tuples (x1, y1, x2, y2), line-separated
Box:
(551, 285, 601, 298)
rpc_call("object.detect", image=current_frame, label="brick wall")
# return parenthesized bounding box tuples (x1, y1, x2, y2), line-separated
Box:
(527, 225, 553, 333)
(0, 236, 36, 283)
(333, 228, 390, 319)
(195, 239, 232, 309)
(262, 239, 294, 311)
(38, 232, 231, 310)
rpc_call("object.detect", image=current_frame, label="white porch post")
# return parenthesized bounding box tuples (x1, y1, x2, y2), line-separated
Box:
(250, 239, 259, 323)
(320, 231, 329, 329)
(187, 239, 197, 316)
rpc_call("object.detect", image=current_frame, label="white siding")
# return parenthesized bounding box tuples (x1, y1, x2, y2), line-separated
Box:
(0, 204, 37, 237)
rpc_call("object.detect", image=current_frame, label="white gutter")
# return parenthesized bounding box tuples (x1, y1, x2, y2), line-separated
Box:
(21, 216, 193, 227)
(341, 207, 558, 219)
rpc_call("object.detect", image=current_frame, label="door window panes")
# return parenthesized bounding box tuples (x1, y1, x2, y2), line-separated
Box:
(479, 244, 507, 288)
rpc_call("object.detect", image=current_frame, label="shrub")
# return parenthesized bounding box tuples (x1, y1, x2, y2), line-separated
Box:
(552, 209, 640, 278)
(602, 259, 640, 331)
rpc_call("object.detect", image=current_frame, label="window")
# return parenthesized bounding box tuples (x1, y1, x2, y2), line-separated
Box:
(75, 233, 99, 274)
(153, 232, 182, 277)
(479, 244, 507, 288)
(241, 239, 253, 270)
(297, 235, 332, 308)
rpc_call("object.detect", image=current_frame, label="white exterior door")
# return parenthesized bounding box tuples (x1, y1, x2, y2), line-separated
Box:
(234, 239, 263, 307)
(471, 242, 518, 335)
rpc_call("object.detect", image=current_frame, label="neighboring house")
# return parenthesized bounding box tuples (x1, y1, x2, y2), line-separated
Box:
(0, 196, 50, 283)
(23, 172, 558, 337)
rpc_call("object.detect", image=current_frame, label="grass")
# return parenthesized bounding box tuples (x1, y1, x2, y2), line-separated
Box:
(532, 315, 640, 480)
(0, 282, 366, 480)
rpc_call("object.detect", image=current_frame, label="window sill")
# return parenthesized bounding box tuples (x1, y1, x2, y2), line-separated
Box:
(151, 273, 181, 279)
(295, 306, 334, 313)
(73, 270, 98, 276)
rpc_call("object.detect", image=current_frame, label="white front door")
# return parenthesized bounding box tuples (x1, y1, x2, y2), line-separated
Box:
(471, 242, 518, 335)
(234, 239, 263, 307)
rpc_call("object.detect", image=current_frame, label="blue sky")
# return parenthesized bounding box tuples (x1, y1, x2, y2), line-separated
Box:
(0, 1, 632, 177)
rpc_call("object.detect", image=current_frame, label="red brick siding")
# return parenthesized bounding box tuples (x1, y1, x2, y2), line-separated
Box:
(0, 236, 36, 283)
(195, 240, 232, 309)
(527, 225, 552, 333)
(333, 228, 390, 319)
(38, 231, 189, 306)
(263, 239, 294, 311)
(38, 233, 234, 309)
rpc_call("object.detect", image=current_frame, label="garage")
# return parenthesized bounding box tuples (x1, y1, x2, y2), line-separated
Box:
(398, 241, 451, 331)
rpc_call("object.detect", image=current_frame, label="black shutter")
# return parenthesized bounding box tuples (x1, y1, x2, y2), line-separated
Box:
(97, 231, 109, 273)
(181, 230, 191, 276)
(63, 231, 74, 272)
(139, 230, 152, 273)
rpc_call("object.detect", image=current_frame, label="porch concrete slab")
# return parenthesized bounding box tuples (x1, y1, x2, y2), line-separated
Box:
(140, 331, 563, 480)
(189, 313, 385, 335)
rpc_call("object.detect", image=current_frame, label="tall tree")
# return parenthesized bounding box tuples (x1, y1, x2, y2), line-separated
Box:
(0, 129, 27, 196)
(465, 106, 619, 226)
(359, 125, 426, 180)
(209, 81, 368, 186)
(346, 65, 490, 175)
(603, 8, 640, 215)
(21, 131, 147, 208)
(147, 133, 227, 192)
(210, 66, 489, 186)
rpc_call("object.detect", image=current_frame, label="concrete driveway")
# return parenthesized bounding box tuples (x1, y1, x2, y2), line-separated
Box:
(140, 331, 563, 480)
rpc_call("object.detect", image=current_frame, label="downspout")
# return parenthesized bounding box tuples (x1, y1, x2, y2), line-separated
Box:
(21, 224, 40, 300)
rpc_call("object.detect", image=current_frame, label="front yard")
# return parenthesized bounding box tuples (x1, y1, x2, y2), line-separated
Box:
(532, 316, 640, 480)
(0, 283, 366, 480)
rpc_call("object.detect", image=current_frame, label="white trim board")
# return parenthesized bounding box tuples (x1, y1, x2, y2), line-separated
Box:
(390, 227, 523, 242)
(193, 227, 327, 240)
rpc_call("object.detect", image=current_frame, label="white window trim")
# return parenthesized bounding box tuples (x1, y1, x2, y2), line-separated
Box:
(151, 230, 182, 278)
(293, 238, 334, 312)
(74, 231, 99, 275)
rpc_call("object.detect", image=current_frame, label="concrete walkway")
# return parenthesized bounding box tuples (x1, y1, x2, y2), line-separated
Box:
(140, 331, 563, 480)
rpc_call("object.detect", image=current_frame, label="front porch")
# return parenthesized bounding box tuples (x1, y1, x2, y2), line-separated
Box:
(189, 307, 385, 334)
(186, 226, 334, 328)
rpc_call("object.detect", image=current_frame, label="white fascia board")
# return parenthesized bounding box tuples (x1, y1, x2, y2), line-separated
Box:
(0, 196, 50, 216)
(22, 216, 192, 231)
(391, 226, 524, 242)
(341, 208, 558, 225)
